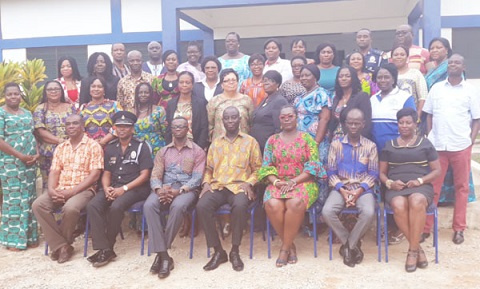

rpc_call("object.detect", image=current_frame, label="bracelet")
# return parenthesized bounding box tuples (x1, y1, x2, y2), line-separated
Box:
(417, 177, 424, 185)
(386, 179, 393, 190)
(290, 179, 297, 186)
(273, 179, 280, 187)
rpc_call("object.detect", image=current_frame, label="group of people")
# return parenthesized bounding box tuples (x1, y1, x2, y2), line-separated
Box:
(0, 23, 478, 278)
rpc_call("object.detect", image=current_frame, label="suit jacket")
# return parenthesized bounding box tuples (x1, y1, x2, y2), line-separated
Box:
(165, 95, 209, 149)
(193, 82, 223, 102)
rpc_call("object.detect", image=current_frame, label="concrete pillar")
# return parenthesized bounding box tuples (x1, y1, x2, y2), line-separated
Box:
(423, 0, 441, 48)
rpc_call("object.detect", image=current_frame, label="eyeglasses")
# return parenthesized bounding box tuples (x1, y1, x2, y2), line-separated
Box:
(262, 78, 276, 84)
(279, 114, 296, 121)
(223, 78, 238, 84)
(46, 87, 62, 92)
(171, 125, 188, 130)
(395, 31, 410, 36)
(250, 62, 264, 68)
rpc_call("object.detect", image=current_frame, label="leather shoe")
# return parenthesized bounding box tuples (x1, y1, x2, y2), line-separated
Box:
(158, 257, 174, 279)
(453, 231, 464, 245)
(420, 233, 430, 243)
(57, 245, 74, 264)
(92, 249, 117, 268)
(150, 254, 162, 274)
(87, 250, 102, 263)
(203, 250, 228, 271)
(229, 251, 244, 271)
(50, 248, 60, 261)
(342, 242, 355, 268)
(352, 241, 364, 264)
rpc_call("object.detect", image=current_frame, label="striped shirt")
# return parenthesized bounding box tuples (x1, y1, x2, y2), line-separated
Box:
(327, 135, 378, 195)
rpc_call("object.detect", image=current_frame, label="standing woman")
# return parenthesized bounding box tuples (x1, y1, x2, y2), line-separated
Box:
(345, 52, 378, 96)
(133, 82, 167, 157)
(391, 45, 428, 121)
(33, 80, 77, 191)
(80, 52, 120, 105)
(193, 56, 223, 103)
(0, 83, 39, 251)
(55, 56, 82, 108)
(152, 50, 180, 110)
(80, 77, 122, 147)
(329, 66, 372, 141)
(263, 38, 293, 82)
(166, 71, 208, 150)
(315, 43, 340, 94)
(207, 68, 254, 142)
(279, 56, 307, 105)
(177, 41, 205, 82)
(240, 54, 267, 108)
(295, 64, 331, 209)
(250, 70, 288, 154)
(425, 37, 452, 90)
(290, 39, 315, 64)
(218, 32, 251, 86)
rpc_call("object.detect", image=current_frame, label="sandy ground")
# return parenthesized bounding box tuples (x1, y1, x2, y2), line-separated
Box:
(1, 222, 480, 289)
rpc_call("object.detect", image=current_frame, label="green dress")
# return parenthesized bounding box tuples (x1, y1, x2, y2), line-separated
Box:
(0, 107, 38, 249)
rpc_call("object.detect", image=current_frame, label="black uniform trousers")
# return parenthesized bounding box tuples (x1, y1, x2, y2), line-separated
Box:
(197, 188, 249, 249)
(87, 189, 149, 250)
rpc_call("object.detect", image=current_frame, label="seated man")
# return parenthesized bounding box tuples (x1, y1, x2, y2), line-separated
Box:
(144, 116, 206, 279)
(322, 108, 378, 267)
(33, 114, 103, 263)
(197, 106, 262, 272)
(87, 111, 153, 267)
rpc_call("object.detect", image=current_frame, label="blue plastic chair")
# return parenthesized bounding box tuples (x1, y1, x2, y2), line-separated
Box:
(189, 201, 258, 259)
(266, 206, 318, 258)
(327, 203, 382, 262)
(383, 202, 439, 263)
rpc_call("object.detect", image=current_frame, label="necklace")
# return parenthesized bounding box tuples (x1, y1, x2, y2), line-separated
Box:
(138, 107, 149, 113)
(399, 135, 416, 147)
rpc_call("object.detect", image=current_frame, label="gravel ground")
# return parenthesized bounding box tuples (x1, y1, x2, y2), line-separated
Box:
(1, 224, 479, 289)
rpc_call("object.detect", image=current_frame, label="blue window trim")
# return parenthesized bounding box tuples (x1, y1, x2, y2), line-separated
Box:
(442, 15, 480, 28)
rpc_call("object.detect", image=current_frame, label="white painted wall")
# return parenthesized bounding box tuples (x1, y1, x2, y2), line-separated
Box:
(441, 0, 480, 16)
(0, 0, 111, 39)
(2, 49, 27, 63)
(87, 45, 114, 59)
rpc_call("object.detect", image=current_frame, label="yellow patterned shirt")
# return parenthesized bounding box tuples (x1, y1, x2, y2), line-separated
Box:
(203, 132, 262, 194)
(117, 71, 155, 112)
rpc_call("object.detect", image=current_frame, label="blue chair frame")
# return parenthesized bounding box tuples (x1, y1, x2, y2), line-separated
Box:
(189, 201, 258, 259)
(266, 206, 318, 258)
(383, 202, 439, 263)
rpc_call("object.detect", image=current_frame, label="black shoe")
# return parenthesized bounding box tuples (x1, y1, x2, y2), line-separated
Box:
(352, 241, 364, 264)
(158, 257, 174, 279)
(339, 244, 345, 258)
(420, 233, 430, 243)
(150, 254, 162, 274)
(342, 242, 355, 268)
(229, 251, 244, 272)
(92, 249, 117, 268)
(453, 231, 464, 245)
(203, 250, 228, 271)
(87, 250, 102, 263)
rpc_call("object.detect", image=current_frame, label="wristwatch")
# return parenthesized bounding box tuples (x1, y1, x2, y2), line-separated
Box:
(417, 178, 424, 185)
(123, 185, 129, 192)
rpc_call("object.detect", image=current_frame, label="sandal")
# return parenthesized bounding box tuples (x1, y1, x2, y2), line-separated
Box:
(417, 247, 428, 269)
(388, 231, 406, 245)
(288, 244, 298, 264)
(276, 249, 289, 268)
(405, 249, 418, 273)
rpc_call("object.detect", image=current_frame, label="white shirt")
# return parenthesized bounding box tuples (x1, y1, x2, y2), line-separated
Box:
(263, 58, 293, 83)
(423, 79, 480, 151)
(201, 78, 220, 102)
(147, 62, 163, 77)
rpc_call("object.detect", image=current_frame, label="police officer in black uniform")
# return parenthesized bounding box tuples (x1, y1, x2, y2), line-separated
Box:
(86, 111, 153, 267)
(355, 28, 385, 73)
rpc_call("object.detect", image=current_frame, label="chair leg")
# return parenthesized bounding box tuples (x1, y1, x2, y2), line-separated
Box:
(328, 228, 333, 260)
(377, 206, 382, 262)
(84, 214, 90, 257)
(140, 211, 145, 256)
(434, 208, 439, 264)
(249, 206, 255, 259)
(189, 209, 196, 259)
(266, 218, 271, 259)
(45, 242, 49, 256)
(312, 208, 317, 258)
(384, 209, 389, 263)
